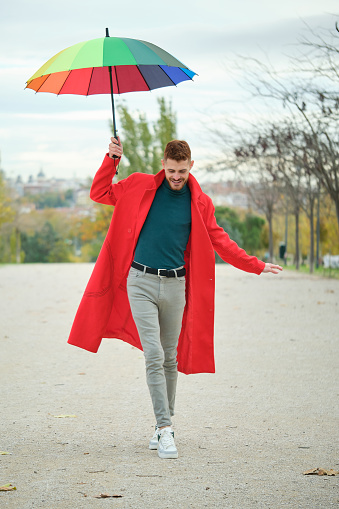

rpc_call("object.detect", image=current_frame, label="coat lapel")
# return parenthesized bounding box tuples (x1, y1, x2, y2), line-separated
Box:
(134, 170, 165, 241)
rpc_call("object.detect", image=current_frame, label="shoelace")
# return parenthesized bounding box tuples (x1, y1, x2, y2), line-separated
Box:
(159, 429, 175, 449)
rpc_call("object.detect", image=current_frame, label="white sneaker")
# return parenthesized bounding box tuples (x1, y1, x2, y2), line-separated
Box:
(157, 427, 178, 459)
(149, 426, 159, 450)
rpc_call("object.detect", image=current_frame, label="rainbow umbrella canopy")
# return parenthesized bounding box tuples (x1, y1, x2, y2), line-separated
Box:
(26, 29, 196, 138)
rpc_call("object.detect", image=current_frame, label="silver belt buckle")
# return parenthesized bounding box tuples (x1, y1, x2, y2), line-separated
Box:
(158, 268, 167, 278)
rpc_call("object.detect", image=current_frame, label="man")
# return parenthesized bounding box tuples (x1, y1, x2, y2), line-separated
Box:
(68, 137, 282, 459)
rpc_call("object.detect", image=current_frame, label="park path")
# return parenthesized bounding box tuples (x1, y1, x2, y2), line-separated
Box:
(1, 263, 338, 508)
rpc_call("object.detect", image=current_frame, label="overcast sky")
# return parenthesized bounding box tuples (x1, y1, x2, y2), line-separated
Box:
(1, 0, 338, 181)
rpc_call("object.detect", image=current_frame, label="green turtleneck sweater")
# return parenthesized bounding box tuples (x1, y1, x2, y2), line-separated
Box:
(134, 178, 191, 269)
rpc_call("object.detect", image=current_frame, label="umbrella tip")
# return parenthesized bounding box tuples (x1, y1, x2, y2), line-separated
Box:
(105, 28, 110, 37)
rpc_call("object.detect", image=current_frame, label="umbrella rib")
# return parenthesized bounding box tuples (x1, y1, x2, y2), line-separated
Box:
(34, 75, 50, 93)
(57, 71, 72, 95)
(113, 66, 120, 94)
(86, 68, 95, 96)
(136, 65, 151, 90)
(158, 65, 177, 87)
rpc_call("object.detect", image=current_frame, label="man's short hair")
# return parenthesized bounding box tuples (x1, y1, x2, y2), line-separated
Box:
(164, 140, 191, 162)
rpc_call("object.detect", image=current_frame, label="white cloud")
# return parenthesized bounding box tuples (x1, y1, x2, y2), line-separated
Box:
(1, 2, 338, 181)
(12, 110, 111, 121)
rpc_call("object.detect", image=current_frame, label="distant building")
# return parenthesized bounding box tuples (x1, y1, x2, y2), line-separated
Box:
(201, 180, 249, 209)
(24, 169, 52, 195)
(7, 168, 251, 213)
(6, 170, 90, 199)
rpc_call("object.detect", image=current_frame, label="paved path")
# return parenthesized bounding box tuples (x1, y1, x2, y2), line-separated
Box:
(1, 263, 338, 508)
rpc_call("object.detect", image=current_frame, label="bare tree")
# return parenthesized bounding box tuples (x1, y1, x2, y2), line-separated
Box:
(247, 178, 280, 262)
(260, 123, 325, 271)
(232, 21, 339, 237)
(233, 149, 280, 262)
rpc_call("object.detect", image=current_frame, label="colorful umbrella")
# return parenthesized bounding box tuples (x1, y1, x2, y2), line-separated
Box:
(26, 29, 196, 139)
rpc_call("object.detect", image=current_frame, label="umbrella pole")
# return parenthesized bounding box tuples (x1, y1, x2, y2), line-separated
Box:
(105, 28, 118, 140)
(108, 65, 117, 139)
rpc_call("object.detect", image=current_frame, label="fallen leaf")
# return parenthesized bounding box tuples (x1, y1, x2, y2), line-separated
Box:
(0, 484, 17, 491)
(303, 468, 339, 476)
(78, 373, 86, 375)
(303, 468, 317, 475)
(94, 493, 123, 498)
(0, 451, 11, 455)
(53, 415, 77, 418)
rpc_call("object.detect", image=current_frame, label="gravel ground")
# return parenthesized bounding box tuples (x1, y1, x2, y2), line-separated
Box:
(1, 263, 338, 509)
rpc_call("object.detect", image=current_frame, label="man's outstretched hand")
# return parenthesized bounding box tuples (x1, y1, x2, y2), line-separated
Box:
(262, 263, 283, 274)
(109, 136, 123, 159)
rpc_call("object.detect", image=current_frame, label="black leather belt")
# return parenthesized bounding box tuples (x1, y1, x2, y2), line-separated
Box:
(131, 261, 186, 278)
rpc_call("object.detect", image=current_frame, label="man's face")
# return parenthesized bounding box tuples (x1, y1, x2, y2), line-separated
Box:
(162, 158, 194, 191)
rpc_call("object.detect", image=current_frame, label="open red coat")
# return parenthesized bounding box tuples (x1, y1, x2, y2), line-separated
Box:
(68, 155, 265, 374)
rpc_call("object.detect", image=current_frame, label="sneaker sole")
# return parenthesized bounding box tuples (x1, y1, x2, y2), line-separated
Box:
(149, 442, 158, 450)
(158, 450, 178, 459)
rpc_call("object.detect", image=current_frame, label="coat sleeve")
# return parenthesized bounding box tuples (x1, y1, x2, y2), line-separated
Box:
(89, 154, 129, 206)
(204, 197, 265, 275)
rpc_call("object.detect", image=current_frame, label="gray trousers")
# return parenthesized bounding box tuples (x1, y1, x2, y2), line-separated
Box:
(127, 266, 186, 427)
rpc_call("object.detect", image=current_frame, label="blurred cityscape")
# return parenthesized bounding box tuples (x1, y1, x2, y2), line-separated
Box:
(6, 169, 93, 216)
(5, 168, 251, 211)
(1, 162, 338, 274)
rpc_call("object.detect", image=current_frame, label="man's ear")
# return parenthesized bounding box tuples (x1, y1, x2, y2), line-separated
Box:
(161, 159, 165, 168)
(190, 160, 195, 170)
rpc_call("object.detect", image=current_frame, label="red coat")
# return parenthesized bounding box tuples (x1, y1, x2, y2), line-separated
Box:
(68, 155, 265, 374)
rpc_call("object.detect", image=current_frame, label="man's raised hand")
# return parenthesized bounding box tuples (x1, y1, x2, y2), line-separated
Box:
(109, 136, 123, 159)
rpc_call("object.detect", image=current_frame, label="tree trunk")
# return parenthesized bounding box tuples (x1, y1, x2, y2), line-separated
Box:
(16, 228, 21, 264)
(295, 209, 300, 269)
(268, 214, 273, 262)
(309, 199, 314, 274)
(284, 207, 288, 265)
(316, 193, 320, 269)
(336, 200, 339, 242)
